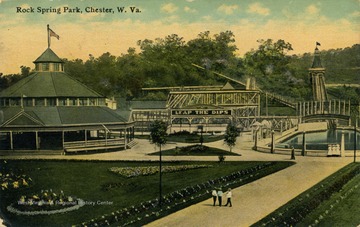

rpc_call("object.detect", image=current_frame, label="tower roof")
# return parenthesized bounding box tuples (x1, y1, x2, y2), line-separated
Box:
(33, 48, 64, 63)
(311, 47, 323, 68)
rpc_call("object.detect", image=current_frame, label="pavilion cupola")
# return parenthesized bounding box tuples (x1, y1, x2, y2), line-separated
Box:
(33, 48, 65, 72)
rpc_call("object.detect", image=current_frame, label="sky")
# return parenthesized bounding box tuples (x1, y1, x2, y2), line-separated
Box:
(0, 0, 359, 74)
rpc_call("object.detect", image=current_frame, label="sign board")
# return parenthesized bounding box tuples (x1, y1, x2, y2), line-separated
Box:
(171, 109, 232, 116)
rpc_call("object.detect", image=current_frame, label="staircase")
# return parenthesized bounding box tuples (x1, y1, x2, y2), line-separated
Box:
(261, 91, 296, 109)
(191, 63, 297, 109)
(126, 140, 138, 149)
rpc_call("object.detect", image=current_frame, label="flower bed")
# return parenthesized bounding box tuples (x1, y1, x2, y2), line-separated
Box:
(178, 145, 208, 153)
(109, 164, 212, 178)
(7, 190, 84, 215)
(1, 161, 32, 191)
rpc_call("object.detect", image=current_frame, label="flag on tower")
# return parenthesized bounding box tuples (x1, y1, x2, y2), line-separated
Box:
(49, 28, 60, 40)
(47, 24, 60, 48)
(316, 42, 321, 46)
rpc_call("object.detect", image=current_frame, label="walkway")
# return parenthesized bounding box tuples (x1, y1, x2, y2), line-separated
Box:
(146, 157, 350, 227)
(144, 135, 352, 227)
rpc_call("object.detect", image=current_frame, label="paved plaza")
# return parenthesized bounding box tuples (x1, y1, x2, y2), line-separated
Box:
(0, 133, 354, 227)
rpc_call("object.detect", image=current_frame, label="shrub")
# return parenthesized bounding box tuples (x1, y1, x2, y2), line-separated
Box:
(218, 155, 226, 163)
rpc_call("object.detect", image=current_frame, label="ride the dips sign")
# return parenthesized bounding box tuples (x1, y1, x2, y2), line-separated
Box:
(171, 109, 232, 116)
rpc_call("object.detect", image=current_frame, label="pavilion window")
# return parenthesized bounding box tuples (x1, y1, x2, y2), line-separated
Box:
(98, 98, 105, 106)
(89, 98, 96, 106)
(23, 98, 33, 106)
(42, 63, 49, 71)
(10, 98, 21, 106)
(34, 98, 45, 106)
(68, 98, 77, 106)
(53, 63, 60, 71)
(35, 64, 40, 71)
(58, 98, 67, 106)
(47, 98, 57, 106)
(79, 98, 88, 106)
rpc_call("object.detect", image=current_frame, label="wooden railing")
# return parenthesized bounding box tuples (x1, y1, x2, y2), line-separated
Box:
(64, 138, 125, 153)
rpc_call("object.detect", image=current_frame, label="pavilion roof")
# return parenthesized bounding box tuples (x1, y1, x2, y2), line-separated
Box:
(0, 106, 129, 127)
(0, 72, 103, 98)
(33, 48, 64, 63)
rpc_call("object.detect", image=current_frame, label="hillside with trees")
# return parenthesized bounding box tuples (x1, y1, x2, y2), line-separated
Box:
(1, 31, 359, 103)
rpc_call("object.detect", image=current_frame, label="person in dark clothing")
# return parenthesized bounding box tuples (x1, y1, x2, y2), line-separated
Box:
(217, 188, 223, 206)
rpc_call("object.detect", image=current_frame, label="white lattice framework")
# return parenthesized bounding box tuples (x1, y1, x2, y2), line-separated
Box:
(167, 90, 260, 109)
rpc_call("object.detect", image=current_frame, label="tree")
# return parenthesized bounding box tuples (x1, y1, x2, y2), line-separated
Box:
(20, 65, 31, 77)
(149, 120, 168, 207)
(244, 39, 293, 77)
(224, 123, 238, 152)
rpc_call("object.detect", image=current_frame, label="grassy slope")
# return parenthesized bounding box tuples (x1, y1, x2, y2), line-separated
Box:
(300, 164, 360, 226)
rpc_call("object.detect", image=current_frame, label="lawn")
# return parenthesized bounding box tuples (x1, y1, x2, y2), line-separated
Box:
(148, 144, 240, 156)
(0, 160, 292, 226)
(135, 133, 224, 143)
(300, 163, 360, 226)
(167, 133, 224, 143)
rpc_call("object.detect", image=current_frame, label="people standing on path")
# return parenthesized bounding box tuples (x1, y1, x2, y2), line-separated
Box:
(217, 188, 223, 206)
(211, 189, 217, 206)
(225, 188, 232, 207)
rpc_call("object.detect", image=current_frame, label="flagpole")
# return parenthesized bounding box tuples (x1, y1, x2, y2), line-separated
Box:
(47, 24, 50, 48)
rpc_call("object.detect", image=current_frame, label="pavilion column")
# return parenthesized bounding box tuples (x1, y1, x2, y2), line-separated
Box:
(311, 101, 314, 115)
(302, 131, 306, 156)
(124, 129, 127, 149)
(84, 129, 87, 147)
(105, 129, 108, 146)
(188, 117, 192, 133)
(205, 118, 209, 133)
(132, 126, 135, 140)
(10, 131, 13, 150)
(127, 128, 130, 142)
(320, 101, 323, 114)
(35, 131, 40, 150)
(307, 102, 310, 115)
(62, 131, 65, 149)
(270, 130, 275, 153)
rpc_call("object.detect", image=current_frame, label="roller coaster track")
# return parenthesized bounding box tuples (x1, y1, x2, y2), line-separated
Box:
(191, 63, 296, 109)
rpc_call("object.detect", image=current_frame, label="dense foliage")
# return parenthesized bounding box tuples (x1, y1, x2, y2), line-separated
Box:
(1, 31, 358, 102)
